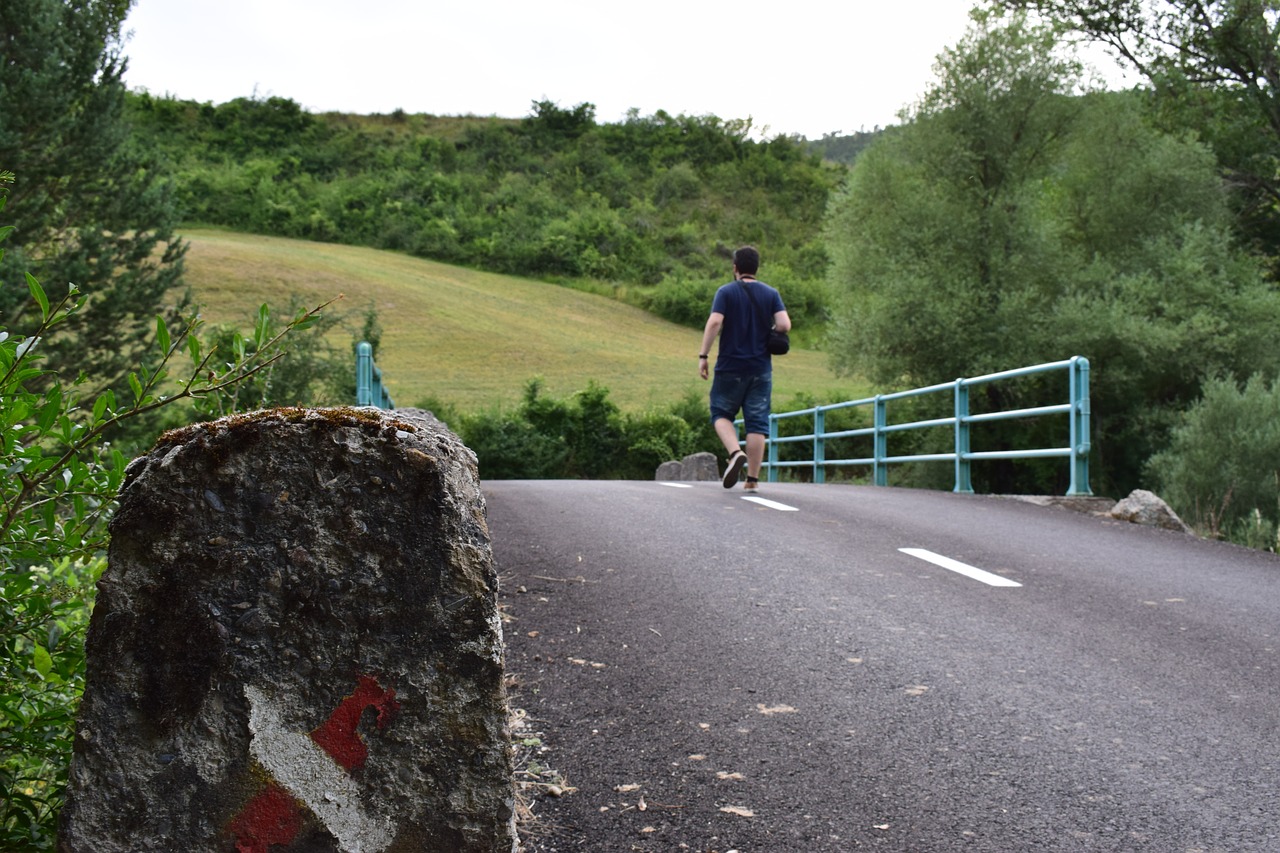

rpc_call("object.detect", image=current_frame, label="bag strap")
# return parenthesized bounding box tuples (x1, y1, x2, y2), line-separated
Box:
(736, 279, 774, 338)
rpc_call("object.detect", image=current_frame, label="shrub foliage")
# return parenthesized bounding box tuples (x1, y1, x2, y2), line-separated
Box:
(451, 381, 719, 481)
(126, 96, 841, 334)
(1150, 374, 1280, 548)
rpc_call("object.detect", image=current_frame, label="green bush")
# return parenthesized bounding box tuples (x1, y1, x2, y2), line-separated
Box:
(561, 382, 624, 479)
(457, 381, 722, 481)
(622, 411, 698, 477)
(1149, 374, 1280, 545)
(0, 554, 99, 852)
(646, 274, 720, 327)
(456, 417, 570, 479)
(1233, 508, 1280, 553)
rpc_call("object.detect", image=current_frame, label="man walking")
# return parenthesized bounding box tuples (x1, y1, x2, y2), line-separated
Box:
(698, 246, 791, 490)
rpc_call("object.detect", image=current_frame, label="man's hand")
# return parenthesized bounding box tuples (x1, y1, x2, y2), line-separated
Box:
(700, 312, 724, 381)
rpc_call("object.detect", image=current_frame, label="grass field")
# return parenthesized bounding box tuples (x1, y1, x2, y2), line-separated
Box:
(179, 228, 866, 413)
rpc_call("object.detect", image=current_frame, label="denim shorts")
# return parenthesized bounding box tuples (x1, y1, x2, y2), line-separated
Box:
(709, 370, 773, 435)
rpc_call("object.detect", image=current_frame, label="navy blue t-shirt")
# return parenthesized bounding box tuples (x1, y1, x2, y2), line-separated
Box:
(711, 279, 785, 375)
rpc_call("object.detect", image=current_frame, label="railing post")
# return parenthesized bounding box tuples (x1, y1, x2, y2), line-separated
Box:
(767, 413, 780, 483)
(873, 396, 888, 487)
(954, 379, 973, 494)
(356, 341, 395, 409)
(1068, 356, 1093, 496)
(814, 407, 826, 484)
(356, 341, 374, 406)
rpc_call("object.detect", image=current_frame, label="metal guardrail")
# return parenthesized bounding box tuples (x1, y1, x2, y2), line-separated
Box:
(751, 356, 1091, 495)
(355, 341, 395, 409)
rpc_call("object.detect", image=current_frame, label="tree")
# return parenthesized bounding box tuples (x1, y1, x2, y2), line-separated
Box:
(990, 0, 1280, 264)
(825, 10, 1280, 495)
(526, 99, 597, 145)
(826, 11, 1085, 385)
(0, 0, 187, 392)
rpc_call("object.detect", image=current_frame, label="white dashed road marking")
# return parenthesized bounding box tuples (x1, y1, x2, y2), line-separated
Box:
(899, 548, 1022, 587)
(659, 483, 693, 489)
(742, 496, 799, 512)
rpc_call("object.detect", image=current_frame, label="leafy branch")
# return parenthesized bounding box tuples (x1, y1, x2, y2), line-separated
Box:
(0, 273, 337, 557)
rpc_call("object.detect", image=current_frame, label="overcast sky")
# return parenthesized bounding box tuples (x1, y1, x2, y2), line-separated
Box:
(120, 1, 1131, 140)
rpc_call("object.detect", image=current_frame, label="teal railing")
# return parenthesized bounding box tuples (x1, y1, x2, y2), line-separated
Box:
(750, 356, 1091, 495)
(355, 341, 395, 409)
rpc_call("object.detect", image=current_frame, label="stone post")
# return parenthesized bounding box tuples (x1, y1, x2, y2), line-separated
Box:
(679, 452, 720, 482)
(58, 408, 517, 853)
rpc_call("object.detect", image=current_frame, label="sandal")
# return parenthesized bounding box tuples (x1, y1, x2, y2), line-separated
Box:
(722, 451, 747, 489)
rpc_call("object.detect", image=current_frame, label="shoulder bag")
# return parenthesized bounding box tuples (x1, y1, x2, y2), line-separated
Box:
(737, 280, 789, 355)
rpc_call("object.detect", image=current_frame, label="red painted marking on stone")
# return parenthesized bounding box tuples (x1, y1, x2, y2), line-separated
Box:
(230, 782, 301, 853)
(231, 674, 398, 850)
(309, 674, 400, 771)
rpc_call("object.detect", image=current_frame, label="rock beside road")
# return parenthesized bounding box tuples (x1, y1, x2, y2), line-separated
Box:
(656, 451, 720, 482)
(1108, 488, 1194, 534)
(60, 407, 516, 853)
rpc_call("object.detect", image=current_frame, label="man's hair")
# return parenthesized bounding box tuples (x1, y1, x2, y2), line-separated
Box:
(733, 246, 760, 275)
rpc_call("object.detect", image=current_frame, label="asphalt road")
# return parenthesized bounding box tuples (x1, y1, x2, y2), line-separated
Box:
(484, 480, 1280, 853)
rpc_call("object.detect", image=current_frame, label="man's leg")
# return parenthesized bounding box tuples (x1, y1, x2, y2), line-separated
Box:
(714, 417, 748, 488)
(739, 371, 773, 487)
(714, 417, 742, 459)
(744, 432, 765, 480)
(709, 374, 749, 486)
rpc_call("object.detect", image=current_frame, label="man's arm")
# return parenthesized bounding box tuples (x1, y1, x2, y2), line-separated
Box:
(773, 310, 792, 333)
(699, 312, 724, 380)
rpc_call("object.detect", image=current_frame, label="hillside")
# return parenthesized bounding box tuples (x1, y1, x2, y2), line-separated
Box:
(128, 95, 843, 301)
(179, 228, 863, 413)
